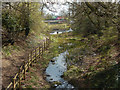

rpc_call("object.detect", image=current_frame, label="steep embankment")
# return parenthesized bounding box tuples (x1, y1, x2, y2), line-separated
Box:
(63, 33, 119, 88)
(47, 31, 119, 88)
(2, 33, 50, 88)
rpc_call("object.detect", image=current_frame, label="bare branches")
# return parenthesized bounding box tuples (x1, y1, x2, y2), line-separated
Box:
(5, 3, 22, 12)
(97, 2, 108, 9)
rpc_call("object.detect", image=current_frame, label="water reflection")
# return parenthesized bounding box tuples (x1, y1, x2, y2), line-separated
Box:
(50, 28, 73, 35)
(45, 51, 74, 89)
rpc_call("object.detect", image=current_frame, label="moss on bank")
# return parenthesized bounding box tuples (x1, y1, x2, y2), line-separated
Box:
(62, 32, 119, 88)
(48, 31, 119, 88)
(21, 56, 50, 88)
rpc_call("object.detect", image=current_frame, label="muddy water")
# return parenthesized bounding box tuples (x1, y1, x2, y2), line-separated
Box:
(45, 51, 74, 89)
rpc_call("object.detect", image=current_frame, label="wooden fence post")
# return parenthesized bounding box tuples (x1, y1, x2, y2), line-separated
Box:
(39, 46, 41, 58)
(48, 38, 49, 46)
(23, 61, 26, 80)
(47, 38, 48, 47)
(44, 40, 46, 50)
(43, 42, 45, 51)
(49, 37, 50, 41)
(48, 38, 50, 46)
(48, 35, 50, 42)
(28, 54, 30, 71)
(19, 68, 21, 89)
(46, 38, 47, 48)
(13, 78, 15, 89)
(46, 38, 48, 47)
(42, 46, 43, 56)
(35, 49, 37, 62)
(31, 51, 33, 66)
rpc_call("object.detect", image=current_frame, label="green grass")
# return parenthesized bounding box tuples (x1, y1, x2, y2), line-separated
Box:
(2, 45, 20, 56)
(49, 23, 70, 30)
(49, 31, 119, 88)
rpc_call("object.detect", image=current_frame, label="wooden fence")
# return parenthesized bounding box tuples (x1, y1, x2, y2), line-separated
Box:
(6, 37, 50, 89)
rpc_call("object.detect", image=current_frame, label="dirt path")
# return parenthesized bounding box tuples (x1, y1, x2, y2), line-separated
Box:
(2, 38, 47, 88)
(2, 51, 28, 88)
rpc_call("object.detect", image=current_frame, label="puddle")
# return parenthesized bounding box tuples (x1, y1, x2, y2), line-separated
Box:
(45, 51, 74, 89)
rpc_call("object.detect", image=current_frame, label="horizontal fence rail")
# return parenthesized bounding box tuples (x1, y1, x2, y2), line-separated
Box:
(6, 37, 50, 89)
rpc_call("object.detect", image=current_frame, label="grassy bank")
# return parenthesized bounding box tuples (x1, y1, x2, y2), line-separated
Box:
(21, 56, 50, 88)
(62, 33, 119, 88)
(46, 31, 119, 88)
(2, 27, 50, 88)
(49, 23, 70, 30)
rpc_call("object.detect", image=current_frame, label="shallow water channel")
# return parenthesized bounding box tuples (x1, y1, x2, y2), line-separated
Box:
(50, 28, 73, 35)
(45, 28, 75, 89)
(45, 50, 74, 89)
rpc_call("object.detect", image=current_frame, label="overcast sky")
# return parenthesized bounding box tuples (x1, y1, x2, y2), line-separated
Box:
(43, 0, 120, 16)
(43, 3, 69, 16)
